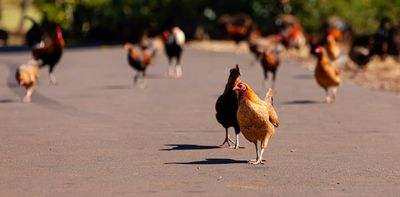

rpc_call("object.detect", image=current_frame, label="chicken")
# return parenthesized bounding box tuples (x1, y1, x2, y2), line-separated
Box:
(260, 45, 281, 89)
(124, 36, 156, 87)
(276, 15, 306, 50)
(215, 65, 241, 149)
(15, 60, 40, 103)
(234, 82, 279, 165)
(314, 46, 341, 103)
(163, 27, 185, 78)
(219, 14, 252, 46)
(349, 34, 374, 67)
(31, 26, 65, 85)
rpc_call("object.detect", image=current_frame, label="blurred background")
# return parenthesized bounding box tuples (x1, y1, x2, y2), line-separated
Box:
(0, 0, 399, 45)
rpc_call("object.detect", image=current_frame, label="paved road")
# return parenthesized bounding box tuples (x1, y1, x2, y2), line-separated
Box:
(1, 46, 400, 196)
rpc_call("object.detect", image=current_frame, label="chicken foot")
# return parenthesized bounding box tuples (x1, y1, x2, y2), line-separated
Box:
(22, 87, 34, 103)
(221, 128, 235, 147)
(234, 134, 240, 149)
(331, 87, 337, 102)
(249, 142, 260, 164)
(250, 139, 268, 165)
(49, 73, 57, 85)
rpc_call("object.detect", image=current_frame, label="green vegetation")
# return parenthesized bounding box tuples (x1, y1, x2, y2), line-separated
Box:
(1, 0, 400, 43)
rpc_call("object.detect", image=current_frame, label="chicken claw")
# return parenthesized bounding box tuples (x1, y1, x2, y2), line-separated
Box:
(249, 159, 265, 165)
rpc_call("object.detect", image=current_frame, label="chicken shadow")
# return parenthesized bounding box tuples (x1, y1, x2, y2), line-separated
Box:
(165, 158, 247, 165)
(294, 74, 314, 79)
(103, 84, 132, 90)
(0, 98, 20, 103)
(281, 100, 321, 105)
(160, 144, 222, 151)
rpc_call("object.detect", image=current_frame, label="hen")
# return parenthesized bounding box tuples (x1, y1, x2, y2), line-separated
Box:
(163, 27, 185, 78)
(31, 26, 65, 85)
(215, 65, 241, 148)
(124, 36, 156, 86)
(234, 82, 279, 165)
(314, 46, 341, 103)
(260, 45, 281, 89)
(15, 60, 40, 103)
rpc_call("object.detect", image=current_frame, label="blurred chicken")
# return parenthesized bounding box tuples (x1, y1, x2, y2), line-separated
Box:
(314, 46, 341, 103)
(15, 60, 40, 103)
(260, 45, 281, 89)
(234, 82, 279, 165)
(349, 34, 373, 67)
(215, 65, 241, 149)
(276, 14, 306, 50)
(219, 14, 252, 51)
(124, 35, 156, 86)
(163, 27, 185, 78)
(31, 26, 65, 85)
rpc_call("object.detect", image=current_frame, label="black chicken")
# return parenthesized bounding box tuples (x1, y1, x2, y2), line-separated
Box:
(163, 27, 185, 78)
(215, 65, 241, 149)
(31, 26, 65, 85)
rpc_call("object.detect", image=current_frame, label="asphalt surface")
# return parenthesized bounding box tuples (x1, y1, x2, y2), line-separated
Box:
(1, 46, 400, 196)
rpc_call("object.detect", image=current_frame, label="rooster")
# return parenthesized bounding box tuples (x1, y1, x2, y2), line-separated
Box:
(314, 46, 341, 103)
(276, 15, 306, 50)
(15, 60, 40, 103)
(124, 36, 156, 86)
(31, 26, 65, 85)
(163, 27, 185, 78)
(260, 45, 281, 89)
(215, 65, 241, 149)
(234, 82, 279, 165)
(219, 14, 252, 46)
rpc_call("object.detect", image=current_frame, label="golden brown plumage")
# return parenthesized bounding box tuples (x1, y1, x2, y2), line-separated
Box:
(234, 82, 279, 165)
(15, 60, 40, 103)
(260, 47, 280, 89)
(314, 46, 341, 103)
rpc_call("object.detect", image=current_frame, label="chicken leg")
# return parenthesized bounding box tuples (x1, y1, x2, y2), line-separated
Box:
(49, 66, 57, 85)
(23, 87, 34, 103)
(234, 134, 240, 149)
(221, 128, 235, 147)
(249, 142, 260, 164)
(175, 65, 182, 78)
(325, 89, 331, 103)
(250, 137, 270, 165)
(331, 87, 337, 102)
